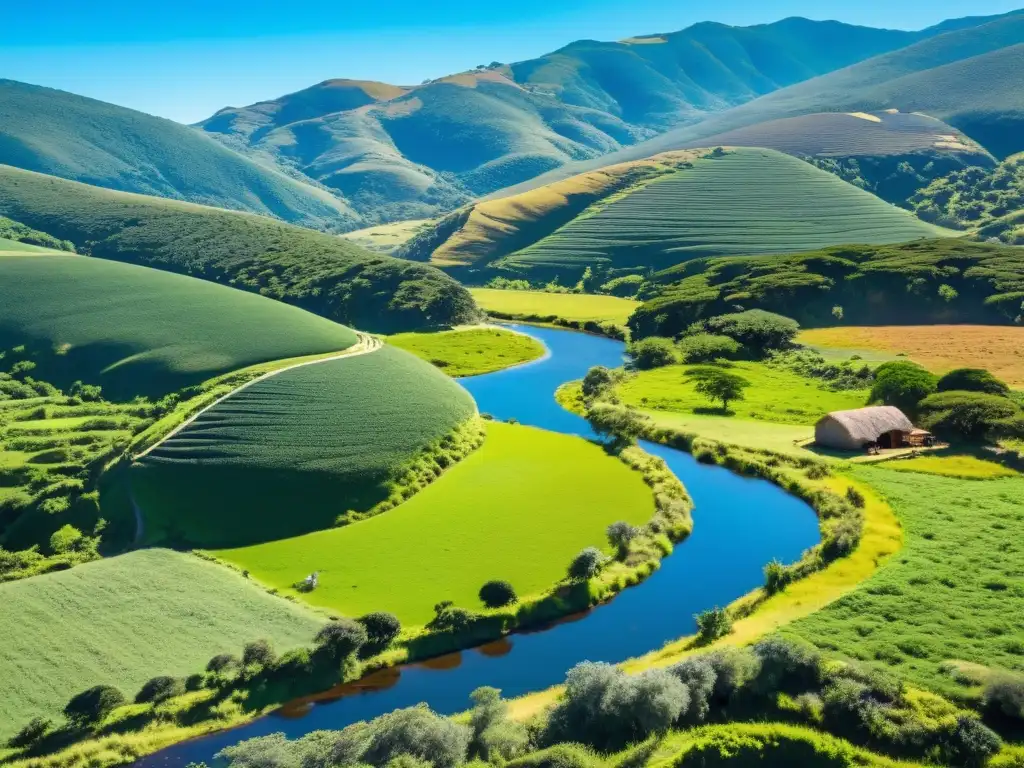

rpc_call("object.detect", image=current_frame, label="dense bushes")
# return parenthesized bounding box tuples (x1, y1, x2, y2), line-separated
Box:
(626, 337, 677, 369)
(479, 580, 518, 608)
(358, 612, 402, 649)
(568, 548, 607, 582)
(918, 391, 1022, 440)
(677, 333, 741, 364)
(314, 620, 369, 662)
(937, 368, 1011, 396)
(63, 685, 125, 725)
(703, 310, 800, 353)
(134, 676, 184, 704)
(869, 361, 937, 415)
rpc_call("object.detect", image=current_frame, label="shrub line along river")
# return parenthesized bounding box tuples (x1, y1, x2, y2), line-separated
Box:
(137, 324, 820, 767)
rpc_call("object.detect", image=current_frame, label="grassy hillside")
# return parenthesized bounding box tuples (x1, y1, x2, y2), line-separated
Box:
(0, 166, 476, 332)
(0, 80, 356, 230)
(216, 422, 654, 624)
(388, 328, 546, 377)
(501, 13, 1024, 196)
(430, 149, 948, 279)
(199, 17, 976, 223)
(791, 467, 1024, 697)
(0, 549, 322, 741)
(630, 239, 1024, 338)
(131, 345, 476, 548)
(0, 253, 358, 400)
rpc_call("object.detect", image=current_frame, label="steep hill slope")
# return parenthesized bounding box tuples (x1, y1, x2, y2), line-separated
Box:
(404, 149, 951, 279)
(0, 80, 356, 230)
(630, 239, 1024, 337)
(200, 16, 982, 223)
(0, 166, 476, 332)
(0, 252, 358, 399)
(498, 12, 1024, 196)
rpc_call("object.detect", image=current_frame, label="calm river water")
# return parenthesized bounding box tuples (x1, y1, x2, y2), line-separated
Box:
(137, 324, 819, 766)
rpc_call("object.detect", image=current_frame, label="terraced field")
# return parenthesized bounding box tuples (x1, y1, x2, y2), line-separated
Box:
(131, 344, 476, 548)
(215, 423, 654, 625)
(0, 253, 358, 400)
(0, 549, 323, 742)
(496, 149, 951, 273)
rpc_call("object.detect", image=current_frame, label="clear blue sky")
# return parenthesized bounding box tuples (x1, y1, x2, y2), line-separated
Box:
(0, 0, 1018, 124)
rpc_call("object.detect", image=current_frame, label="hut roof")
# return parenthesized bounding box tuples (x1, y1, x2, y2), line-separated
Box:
(818, 406, 914, 443)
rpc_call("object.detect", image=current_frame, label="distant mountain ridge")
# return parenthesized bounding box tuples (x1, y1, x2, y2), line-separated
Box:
(198, 14, 1007, 225)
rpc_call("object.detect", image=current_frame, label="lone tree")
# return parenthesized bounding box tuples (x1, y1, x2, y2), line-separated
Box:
(479, 580, 517, 608)
(687, 368, 750, 412)
(869, 361, 937, 415)
(568, 547, 607, 582)
(581, 366, 614, 400)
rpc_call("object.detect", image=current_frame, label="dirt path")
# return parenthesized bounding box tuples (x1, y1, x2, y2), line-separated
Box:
(130, 333, 382, 544)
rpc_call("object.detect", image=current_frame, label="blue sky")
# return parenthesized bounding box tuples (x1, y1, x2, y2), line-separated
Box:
(1, 0, 1018, 123)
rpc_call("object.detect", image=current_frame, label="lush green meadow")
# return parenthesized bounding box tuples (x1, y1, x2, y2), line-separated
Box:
(790, 467, 1024, 698)
(0, 253, 359, 400)
(0, 166, 475, 333)
(617, 361, 868, 427)
(495, 149, 949, 274)
(216, 422, 655, 625)
(880, 453, 1020, 480)
(631, 239, 1024, 337)
(388, 327, 545, 376)
(0, 548, 322, 741)
(0, 237, 55, 254)
(471, 289, 640, 328)
(132, 345, 476, 548)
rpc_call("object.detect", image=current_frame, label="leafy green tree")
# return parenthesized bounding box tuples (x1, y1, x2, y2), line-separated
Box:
(314, 619, 368, 662)
(687, 368, 750, 411)
(606, 521, 640, 557)
(206, 653, 239, 674)
(677, 333, 741, 363)
(135, 676, 184, 704)
(869, 361, 937, 414)
(581, 366, 613, 400)
(585, 405, 648, 448)
(568, 547, 607, 582)
(704, 310, 799, 353)
(49, 524, 83, 555)
(627, 337, 677, 369)
(7, 717, 52, 749)
(919, 391, 1021, 440)
(936, 368, 1010, 396)
(241, 639, 276, 669)
(938, 284, 959, 302)
(64, 685, 125, 725)
(478, 580, 517, 608)
(358, 612, 402, 648)
(695, 607, 732, 644)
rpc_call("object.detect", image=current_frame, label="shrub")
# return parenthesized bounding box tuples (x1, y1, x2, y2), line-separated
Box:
(919, 390, 1021, 440)
(764, 560, 789, 595)
(627, 337, 677, 370)
(469, 687, 529, 761)
(869, 361, 937, 415)
(361, 705, 471, 768)
(585, 405, 648, 448)
(48, 524, 84, 555)
(581, 366, 613, 400)
(984, 675, 1024, 722)
(752, 636, 822, 694)
(600, 274, 644, 297)
(315, 619, 368, 661)
(185, 674, 205, 692)
(677, 333, 741, 363)
(845, 486, 865, 508)
(940, 716, 1002, 768)
(686, 367, 750, 411)
(667, 657, 717, 722)
(206, 653, 239, 673)
(606, 521, 640, 556)
(479, 580, 517, 608)
(359, 612, 402, 648)
(568, 547, 607, 582)
(241, 639, 276, 669)
(135, 676, 185, 704)
(705, 647, 761, 702)
(694, 607, 732, 644)
(7, 717, 52, 749)
(704, 310, 799, 353)
(546, 662, 688, 751)
(64, 685, 125, 725)
(937, 368, 1011, 396)
(428, 601, 475, 632)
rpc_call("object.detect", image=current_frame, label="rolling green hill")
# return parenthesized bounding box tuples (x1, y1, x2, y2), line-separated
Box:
(199, 16, 988, 223)
(0, 166, 476, 333)
(499, 13, 1024, 197)
(0, 253, 358, 400)
(131, 344, 476, 548)
(630, 239, 1024, 338)
(0, 79, 356, 230)
(408, 149, 950, 279)
(0, 549, 323, 741)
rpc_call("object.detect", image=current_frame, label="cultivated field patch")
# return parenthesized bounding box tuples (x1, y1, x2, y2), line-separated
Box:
(799, 325, 1024, 387)
(131, 345, 476, 548)
(0, 253, 358, 400)
(215, 422, 655, 625)
(388, 327, 545, 376)
(0, 549, 322, 741)
(471, 289, 640, 328)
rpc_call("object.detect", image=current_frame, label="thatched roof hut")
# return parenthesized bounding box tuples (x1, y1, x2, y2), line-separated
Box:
(815, 406, 915, 451)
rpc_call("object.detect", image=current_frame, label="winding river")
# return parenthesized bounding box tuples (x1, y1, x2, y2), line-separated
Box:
(138, 324, 819, 767)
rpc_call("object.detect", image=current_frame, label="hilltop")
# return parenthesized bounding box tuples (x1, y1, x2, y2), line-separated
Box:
(0, 252, 359, 400)
(198, 16, 986, 224)
(402, 148, 951, 279)
(0, 167, 477, 332)
(499, 12, 1024, 197)
(0, 80, 356, 230)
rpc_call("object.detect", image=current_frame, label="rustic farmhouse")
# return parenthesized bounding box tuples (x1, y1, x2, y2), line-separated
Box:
(814, 406, 932, 451)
